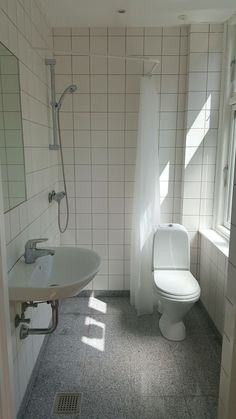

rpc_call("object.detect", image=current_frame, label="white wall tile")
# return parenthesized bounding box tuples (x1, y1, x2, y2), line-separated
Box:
(207, 72, 221, 91)
(189, 33, 209, 52)
(76, 214, 92, 228)
(90, 36, 107, 54)
(108, 36, 125, 55)
(189, 52, 208, 72)
(108, 113, 125, 130)
(161, 56, 179, 74)
(108, 75, 125, 93)
(90, 56, 107, 74)
(91, 131, 107, 147)
(188, 72, 207, 91)
(72, 36, 89, 54)
(108, 57, 125, 74)
(126, 36, 143, 55)
(91, 94, 107, 112)
(72, 56, 89, 74)
(73, 94, 90, 112)
(209, 33, 223, 52)
(144, 36, 162, 55)
(91, 113, 107, 130)
(145, 27, 162, 36)
(91, 148, 108, 164)
(162, 37, 180, 55)
(161, 75, 179, 94)
(108, 165, 124, 181)
(108, 94, 125, 112)
(91, 75, 107, 93)
(54, 36, 71, 52)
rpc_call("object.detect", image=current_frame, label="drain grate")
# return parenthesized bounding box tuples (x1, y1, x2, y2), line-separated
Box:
(53, 392, 82, 415)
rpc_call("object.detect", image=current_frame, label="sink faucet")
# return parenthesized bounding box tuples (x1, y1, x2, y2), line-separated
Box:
(24, 239, 55, 264)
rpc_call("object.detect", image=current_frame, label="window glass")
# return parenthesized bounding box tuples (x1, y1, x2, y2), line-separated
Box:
(224, 108, 236, 228)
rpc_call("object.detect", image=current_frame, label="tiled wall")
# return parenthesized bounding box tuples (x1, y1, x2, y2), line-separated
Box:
(0, 0, 59, 416)
(181, 24, 223, 277)
(0, 49, 26, 211)
(199, 231, 228, 335)
(52, 25, 188, 291)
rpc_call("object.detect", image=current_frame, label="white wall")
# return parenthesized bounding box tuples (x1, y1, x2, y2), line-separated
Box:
(0, 0, 59, 416)
(52, 25, 188, 291)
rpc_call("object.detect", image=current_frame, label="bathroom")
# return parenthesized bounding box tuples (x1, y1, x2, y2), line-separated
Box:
(0, 0, 236, 418)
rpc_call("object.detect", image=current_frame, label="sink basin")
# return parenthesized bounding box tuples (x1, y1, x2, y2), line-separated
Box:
(8, 247, 101, 302)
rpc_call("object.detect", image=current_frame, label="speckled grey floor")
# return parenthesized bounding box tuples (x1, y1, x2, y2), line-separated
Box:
(21, 297, 221, 419)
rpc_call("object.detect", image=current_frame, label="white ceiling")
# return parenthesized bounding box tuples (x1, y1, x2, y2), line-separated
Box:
(39, 0, 236, 27)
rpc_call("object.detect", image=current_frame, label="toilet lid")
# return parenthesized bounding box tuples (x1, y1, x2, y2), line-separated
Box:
(154, 270, 200, 297)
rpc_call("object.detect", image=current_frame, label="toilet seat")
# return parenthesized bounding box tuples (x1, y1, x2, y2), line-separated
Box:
(155, 289, 200, 302)
(154, 270, 200, 301)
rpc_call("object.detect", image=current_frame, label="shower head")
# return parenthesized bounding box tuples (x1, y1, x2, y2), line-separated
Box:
(66, 84, 77, 94)
(56, 84, 78, 109)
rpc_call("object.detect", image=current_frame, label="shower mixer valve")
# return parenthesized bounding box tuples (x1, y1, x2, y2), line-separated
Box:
(48, 190, 66, 204)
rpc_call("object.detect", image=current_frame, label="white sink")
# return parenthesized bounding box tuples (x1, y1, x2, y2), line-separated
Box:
(8, 247, 101, 302)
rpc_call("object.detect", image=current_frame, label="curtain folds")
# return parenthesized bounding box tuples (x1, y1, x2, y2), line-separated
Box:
(130, 76, 160, 316)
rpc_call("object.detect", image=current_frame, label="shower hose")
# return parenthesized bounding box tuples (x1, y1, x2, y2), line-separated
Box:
(57, 109, 69, 233)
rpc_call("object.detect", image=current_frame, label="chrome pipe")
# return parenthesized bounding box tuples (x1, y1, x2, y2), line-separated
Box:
(19, 300, 59, 339)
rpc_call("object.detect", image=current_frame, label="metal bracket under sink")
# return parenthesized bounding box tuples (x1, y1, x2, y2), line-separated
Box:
(15, 300, 59, 340)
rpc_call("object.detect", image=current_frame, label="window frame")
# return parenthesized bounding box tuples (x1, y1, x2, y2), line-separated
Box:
(214, 23, 236, 239)
(223, 104, 236, 230)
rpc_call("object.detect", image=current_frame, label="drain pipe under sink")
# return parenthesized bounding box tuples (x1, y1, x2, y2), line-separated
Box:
(16, 300, 59, 340)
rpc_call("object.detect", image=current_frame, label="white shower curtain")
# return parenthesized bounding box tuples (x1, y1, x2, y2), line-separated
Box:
(130, 76, 160, 315)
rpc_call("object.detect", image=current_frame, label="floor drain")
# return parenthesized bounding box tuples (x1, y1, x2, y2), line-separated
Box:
(53, 392, 82, 415)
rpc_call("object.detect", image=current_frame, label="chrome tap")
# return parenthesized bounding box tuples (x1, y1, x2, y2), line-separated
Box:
(24, 239, 55, 264)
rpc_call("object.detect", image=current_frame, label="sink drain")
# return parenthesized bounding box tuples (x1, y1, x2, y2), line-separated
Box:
(50, 284, 58, 287)
(53, 392, 82, 415)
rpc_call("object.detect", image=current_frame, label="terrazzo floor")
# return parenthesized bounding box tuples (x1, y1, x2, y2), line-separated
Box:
(21, 296, 221, 419)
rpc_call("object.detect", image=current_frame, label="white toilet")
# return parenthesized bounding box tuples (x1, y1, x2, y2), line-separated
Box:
(153, 223, 201, 341)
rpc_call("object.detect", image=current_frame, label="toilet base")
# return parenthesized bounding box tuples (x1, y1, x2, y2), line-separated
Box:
(159, 313, 186, 341)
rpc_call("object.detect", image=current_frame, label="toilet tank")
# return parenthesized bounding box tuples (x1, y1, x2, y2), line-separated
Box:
(153, 224, 190, 270)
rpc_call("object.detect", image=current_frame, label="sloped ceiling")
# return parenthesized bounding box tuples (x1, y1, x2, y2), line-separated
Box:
(38, 0, 236, 27)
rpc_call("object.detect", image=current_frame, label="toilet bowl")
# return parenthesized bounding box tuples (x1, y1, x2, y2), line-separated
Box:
(153, 224, 201, 341)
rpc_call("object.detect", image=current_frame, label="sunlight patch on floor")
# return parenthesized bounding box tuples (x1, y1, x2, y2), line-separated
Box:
(81, 316, 106, 352)
(89, 296, 107, 313)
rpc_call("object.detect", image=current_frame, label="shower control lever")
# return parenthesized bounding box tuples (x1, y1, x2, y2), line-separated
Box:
(48, 190, 65, 204)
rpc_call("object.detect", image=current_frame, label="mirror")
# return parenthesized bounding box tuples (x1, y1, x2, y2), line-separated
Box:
(0, 42, 26, 213)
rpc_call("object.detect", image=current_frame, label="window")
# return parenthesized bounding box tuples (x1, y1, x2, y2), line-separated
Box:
(214, 24, 236, 237)
(223, 104, 236, 229)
